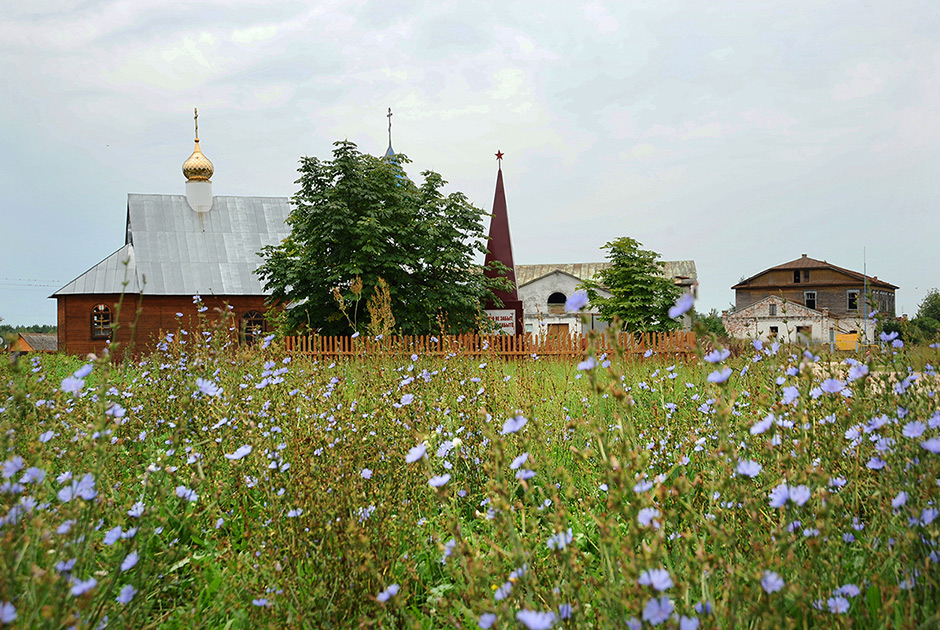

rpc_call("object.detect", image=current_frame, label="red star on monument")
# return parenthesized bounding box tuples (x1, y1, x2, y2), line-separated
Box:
(495, 149, 504, 162)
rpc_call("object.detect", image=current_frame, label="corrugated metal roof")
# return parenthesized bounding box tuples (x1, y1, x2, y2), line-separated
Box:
(55, 195, 291, 296)
(516, 261, 697, 288)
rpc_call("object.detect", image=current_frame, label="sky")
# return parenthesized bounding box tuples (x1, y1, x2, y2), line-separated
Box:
(1, 0, 938, 326)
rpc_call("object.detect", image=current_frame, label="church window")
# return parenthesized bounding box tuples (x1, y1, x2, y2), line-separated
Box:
(547, 292, 566, 315)
(241, 311, 266, 345)
(91, 304, 112, 340)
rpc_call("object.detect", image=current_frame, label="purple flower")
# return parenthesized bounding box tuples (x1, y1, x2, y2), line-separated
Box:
(565, 290, 589, 312)
(376, 583, 400, 602)
(751, 413, 774, 435)
(880, 331, 899, 342)
(920, 437, 940, 454)
(0, 602, 15, 624)
(577, 356, 597, 371)
(736, 459, 762, 478)
(761, 570, 785, 593)
(196, 378, 222, 397)
(361, 468, 373, 479)
(558, 603, 572, 620)
(121, 551, 138, 572)
(638, 507, 661, 529)
(769, 483, 789, 508)
(638, 568, 673, 591)
(706, 367, 733, 383)
(669, 292, 695, 319)
(782, 386, 800, 405)
(60, 375, 85, 394)
(510, 453, 529, 470)
(399, 393, 414, 406)
(892, 491, 908, 509)
(902, 421, 926, 438)
(847, 364, 869, 381)
(175, 485, 198, 502)
(642, 596, 674, 626)
(546, 528, 574, 550)
(39, 430, 54, 443)
(103, 526, 123, 546)
(405, 443, 428, 463)
(116, 584, 137, 605)
(501, 415, 528, 435)
(128, 502, 145, 518)
(70, 577, 98, 597)
(2, 456, 24, 480)
(252, 598, 270, 607)
(789, 485, 811, 506)
(58, 473, 97, 503)
(494, 582, 512, 601)
(429, 474, 451, 488)
(827, 596, 849, 613)
(478, 612, 497, 629)
(515, 469, 536, 480)
(516, 610, 557, 630)
(703, 348, 730, 364)
(679, 616, 700, 630)
(224, 445, 252, 460)
(819, 378, 844, 394)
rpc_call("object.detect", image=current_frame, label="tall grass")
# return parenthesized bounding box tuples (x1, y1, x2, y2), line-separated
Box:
(1, 320, 938, 628)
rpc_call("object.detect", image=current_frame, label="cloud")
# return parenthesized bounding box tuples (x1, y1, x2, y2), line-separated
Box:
(831, 62, 885, 100)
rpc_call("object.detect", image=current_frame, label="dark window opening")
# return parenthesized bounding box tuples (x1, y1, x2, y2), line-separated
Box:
(241, 311, 266, 345)
(793, 270, 801, 283)
(847, 290, 859, 311)
(769, 304, 777, 316)
(547, 292, 567, 315)
(769, 326, 779, 337)
(796, 325, 812, 336)
(91, 304, 112, 340)
(804, 291, 816, 310)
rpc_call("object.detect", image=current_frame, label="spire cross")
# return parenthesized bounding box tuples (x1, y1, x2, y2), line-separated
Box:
(387, 107, 393, 147)
(194, 107, 199, 141)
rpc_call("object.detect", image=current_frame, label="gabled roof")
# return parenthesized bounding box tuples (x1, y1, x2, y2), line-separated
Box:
(727, 295, 825, 319)
(516, 261, 697, 288)
(55, 195, 291, 297)
(14, 333, 58, 352)
(732, 254, 898, 290)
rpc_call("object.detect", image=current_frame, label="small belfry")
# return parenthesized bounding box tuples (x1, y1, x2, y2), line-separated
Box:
(182, 108, 214, 212)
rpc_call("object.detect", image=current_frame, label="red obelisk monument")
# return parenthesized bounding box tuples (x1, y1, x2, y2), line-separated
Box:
(483, 150, 523, 335)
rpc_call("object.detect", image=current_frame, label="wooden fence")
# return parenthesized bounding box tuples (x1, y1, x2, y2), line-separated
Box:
(284, 331, 696, 359)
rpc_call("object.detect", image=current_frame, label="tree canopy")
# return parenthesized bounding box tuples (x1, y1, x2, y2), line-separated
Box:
(580, 237, 683, 332)
(256, 140, 504, 335)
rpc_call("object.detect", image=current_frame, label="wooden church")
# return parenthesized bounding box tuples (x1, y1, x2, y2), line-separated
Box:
(53, 110, 291, 356)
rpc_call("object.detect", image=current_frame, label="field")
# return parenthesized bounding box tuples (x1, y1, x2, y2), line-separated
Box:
(1, 323, 939, 629)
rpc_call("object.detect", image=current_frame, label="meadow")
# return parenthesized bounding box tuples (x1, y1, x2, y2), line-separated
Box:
(1, 317, 938, 629)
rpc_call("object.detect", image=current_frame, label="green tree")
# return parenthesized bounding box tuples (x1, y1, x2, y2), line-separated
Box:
(693, 308, 729, 338)
(580, 237, 683, 332)
(914, 288, 940, 340)
(257, 140, 504, 335)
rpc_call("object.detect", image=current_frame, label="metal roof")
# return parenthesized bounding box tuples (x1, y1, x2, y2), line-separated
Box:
(54, 195, 291, 296)
(516, 261, 697, 288)
(732, 255, 898, 290)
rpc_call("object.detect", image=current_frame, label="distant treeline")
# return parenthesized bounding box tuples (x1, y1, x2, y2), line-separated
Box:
(0, 324, 57, 334)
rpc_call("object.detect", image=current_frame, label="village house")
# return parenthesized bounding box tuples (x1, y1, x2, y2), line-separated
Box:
(9, 333, 58, 353)
(52, 111, 290, 356)
(722, 254, 897, 345)
(516, 261, 698, 336)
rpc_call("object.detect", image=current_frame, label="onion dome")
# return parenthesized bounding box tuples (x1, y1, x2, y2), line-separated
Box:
(182, 108, 214, 181)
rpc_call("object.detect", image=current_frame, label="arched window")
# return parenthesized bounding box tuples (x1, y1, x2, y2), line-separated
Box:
(547, 292, 567, 315)
(241, 311, 266, 345)
(91, 304, 112, 340)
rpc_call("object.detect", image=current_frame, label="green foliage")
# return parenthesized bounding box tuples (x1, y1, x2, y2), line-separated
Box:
(692, 307, 728, 338)
(580, 237, 682, 332)
(914, 288, 940, 341)
(256, 140, 503, 336)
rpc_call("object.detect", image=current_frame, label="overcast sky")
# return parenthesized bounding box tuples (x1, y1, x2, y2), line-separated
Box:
(2, 0, 938, 326)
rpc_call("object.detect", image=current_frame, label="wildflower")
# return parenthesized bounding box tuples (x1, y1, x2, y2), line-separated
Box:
(510, 453, 529, 469)
(735, 459, 762, 478)
(782, 386, 800, 405)
(638, 507, 661, 529)
(789, 485, 811, 506)
(892, 491, 908, 508)
(668, 292, 695, 319)
(880, 331, 899, 342)
(0, 602, 15, 624)
(867, 457, 886, 470)
(638, 568, 673, 591)
(175, 485, 198, 502)
(361, 468, 373, 479)
(847, 364, 869, 381)
(39, 430, 54, 443)
(920, 437, 940, 454)
(429, 474, 451, 488)
(565, 290, 589, 312)
(501, 415, 528, 435)
(921, 508, 938, 525)
(706, 367, 733, 383)
(642, 596, 674, 626)
(196, 378, 222, 396)
(121, 551, 138, 572)
(128, 502, 145, 518)
(515, 469, 536, 480)
(547, 528, 574, 550)
(761, 570, 785, 593)
(405, 443, 428, 463)
(751, 413, 774, 435)
(376, 583, 400, 602)
(2, 456, 24, 479)
(819, 378, 844, 394)
(516, 610, 557, 630)
(704, 348, 730, 363)
(399, 393, 414, 406)
(103, 526, 123, 545)
(827, 596, 850, 613)
(60, 375, 85, 393)
(835, 584, 860, 598)
(768, 484, 789, 508)
(478, 612, 497, 629)
(58, 473, 97, 503)
(494, 581, 513, 600)
(115, 585, 136, 605)
(70, 577, 98, 597)
(224, 445, 252, 460)
(577, 357, 597, 371)
(287, 508, 303, 518)
(679, 616, 700, 630)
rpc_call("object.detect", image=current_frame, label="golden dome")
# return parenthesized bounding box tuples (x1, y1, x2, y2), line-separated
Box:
(182, 139, 214, 181)
(182, 108, 213, 181)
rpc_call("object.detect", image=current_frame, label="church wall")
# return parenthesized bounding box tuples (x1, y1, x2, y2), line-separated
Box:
(57, 294, 275, 357)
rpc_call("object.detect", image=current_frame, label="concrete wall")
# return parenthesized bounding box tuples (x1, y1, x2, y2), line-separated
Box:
(723, 296, 878, 344)
(518, 272, 610, 336)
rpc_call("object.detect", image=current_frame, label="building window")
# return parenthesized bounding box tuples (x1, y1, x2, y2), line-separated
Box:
(547, 292, 566, 315)
(803, 270, 810, 281)
(804, 291, 816, 310)
(847, 290, 859, 311)
(769, 303, 777, 316)
(769, 326, 778, 337)
(793, 270, 801, 283)
(241, 311, 266, 345)
(91, 304, 112, 340)
(796, 325, 812, 336)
